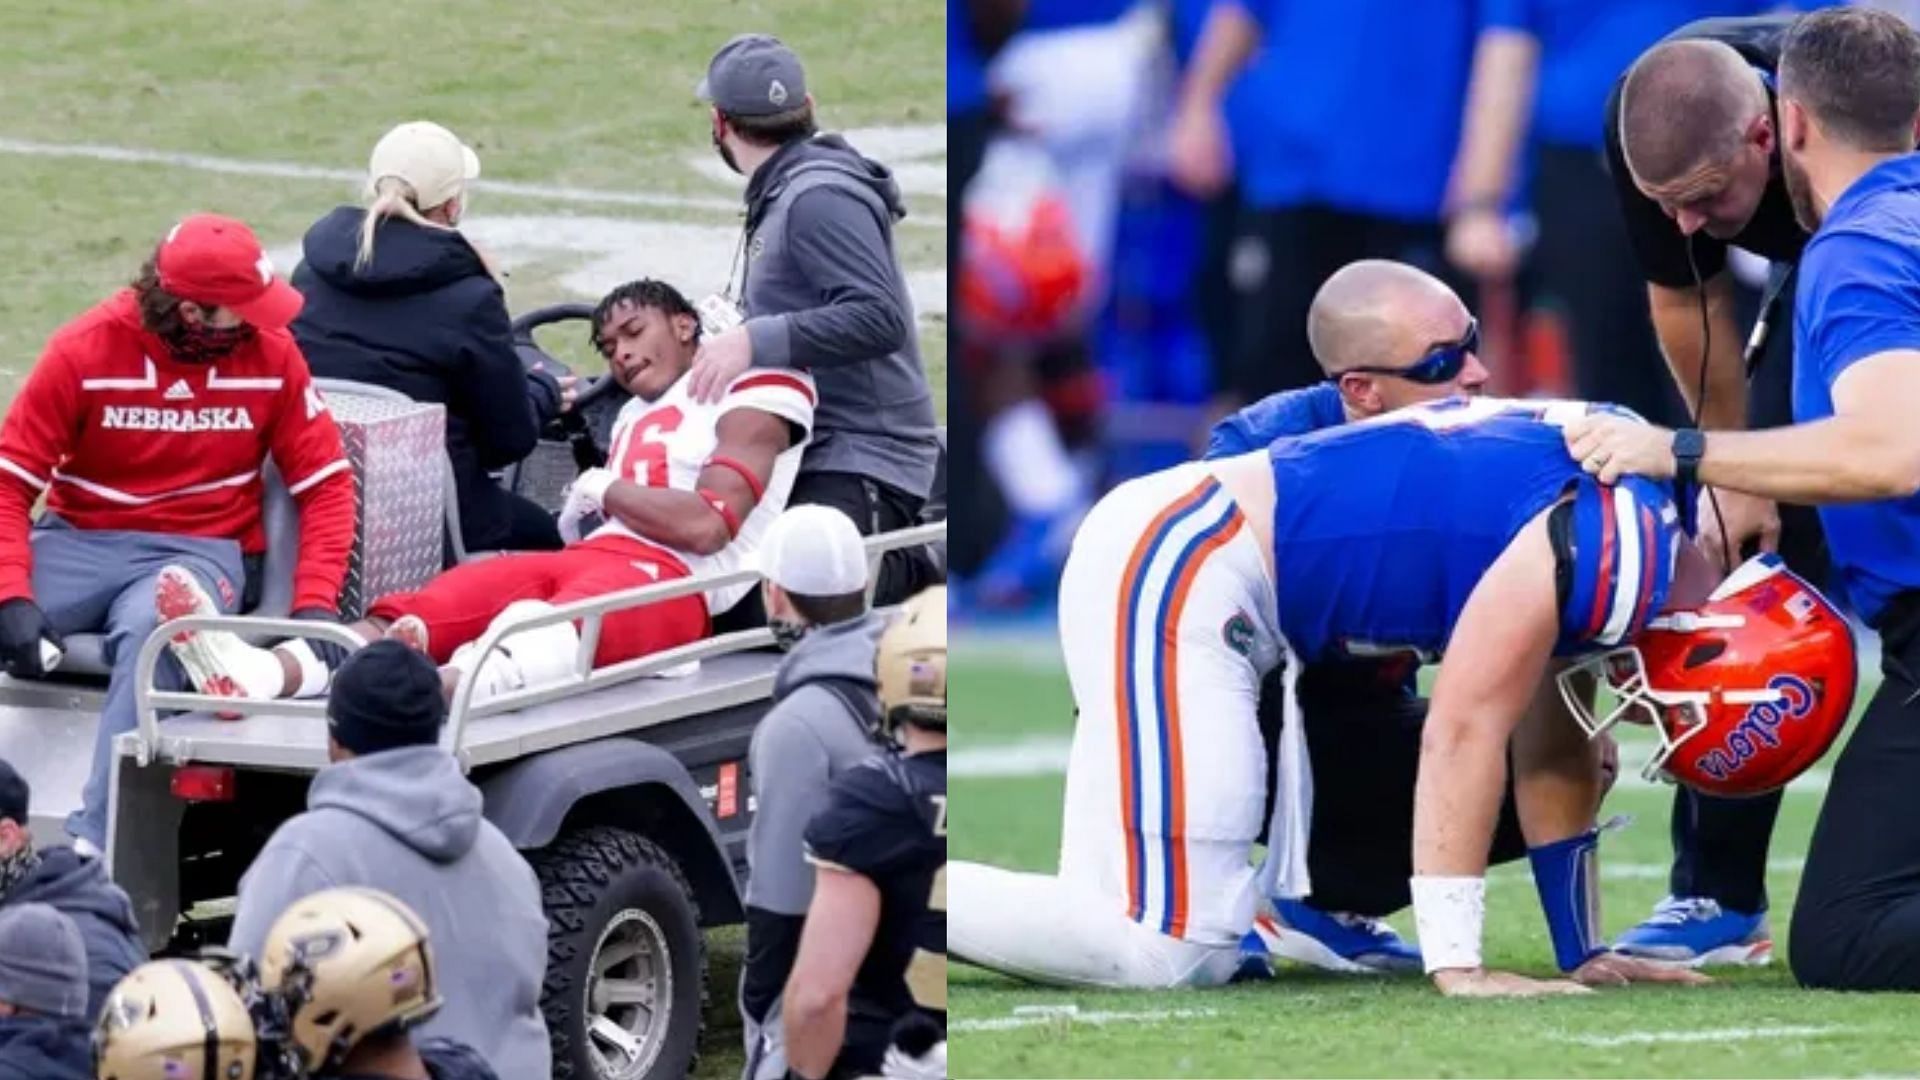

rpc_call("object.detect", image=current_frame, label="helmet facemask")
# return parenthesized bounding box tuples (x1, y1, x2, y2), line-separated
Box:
(1555, 611, 1789, 784)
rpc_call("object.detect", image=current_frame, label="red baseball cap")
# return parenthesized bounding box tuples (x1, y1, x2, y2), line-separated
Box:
(155, 213, 304, 330)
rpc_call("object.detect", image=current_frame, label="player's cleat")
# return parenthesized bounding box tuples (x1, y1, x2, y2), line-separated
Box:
(972, 512, 1074, 611)
(1611, 896, 1773, 967)
(1254, 899, 1424, 974)
(1232, 929, 1275, 982)
(155, 565, 283, 704)
(387, 614, 431, 655)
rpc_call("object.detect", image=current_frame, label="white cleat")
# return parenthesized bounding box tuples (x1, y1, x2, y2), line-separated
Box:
(154, 565, 284, 705)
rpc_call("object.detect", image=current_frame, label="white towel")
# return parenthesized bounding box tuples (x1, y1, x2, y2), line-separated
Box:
(1255, 640, 1314, 900)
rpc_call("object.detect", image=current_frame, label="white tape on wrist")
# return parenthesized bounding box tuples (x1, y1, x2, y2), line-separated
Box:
(572, 468, 616, 510)
(1411, 875, 1486, 974)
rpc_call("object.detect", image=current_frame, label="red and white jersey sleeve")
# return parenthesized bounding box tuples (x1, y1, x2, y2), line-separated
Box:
(714, 369, 816, 444)
(593, 368, 816, 613)
(265, 350, 355, 612)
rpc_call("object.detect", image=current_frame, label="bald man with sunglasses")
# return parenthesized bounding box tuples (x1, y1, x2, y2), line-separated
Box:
(951, 261, 1700, 996)
(1204, 261, 1507, 975)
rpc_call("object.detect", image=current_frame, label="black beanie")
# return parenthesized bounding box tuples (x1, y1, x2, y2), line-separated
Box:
(0, 759, 26, 826)
(327, 640, 447, 755)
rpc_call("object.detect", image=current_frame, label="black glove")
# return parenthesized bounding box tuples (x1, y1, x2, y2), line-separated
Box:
(290, 608, 355, 670)
(0, 598, 59, 678)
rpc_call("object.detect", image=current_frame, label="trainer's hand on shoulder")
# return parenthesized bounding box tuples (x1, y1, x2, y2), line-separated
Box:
(688, 326, 753, 404)
(1432, 967, 1592, 997)
(1562, 415, 1676, 485)
(1572, 952, 1712, 988)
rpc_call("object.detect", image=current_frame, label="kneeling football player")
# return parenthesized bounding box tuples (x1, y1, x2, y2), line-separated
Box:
(953, 392, 1731, 995)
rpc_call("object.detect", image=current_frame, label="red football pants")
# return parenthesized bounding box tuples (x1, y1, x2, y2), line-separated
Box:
(368, 534, 711, 666)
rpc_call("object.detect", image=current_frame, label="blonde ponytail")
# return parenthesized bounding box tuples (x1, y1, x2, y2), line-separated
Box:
(355, 177, 448, 271)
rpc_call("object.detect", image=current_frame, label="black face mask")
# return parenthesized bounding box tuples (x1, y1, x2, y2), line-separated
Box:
(769, 617, 809, 652)
(713, 129, 743, 176)
(170, 321, 255, 365)
(0, 835, 38, 897)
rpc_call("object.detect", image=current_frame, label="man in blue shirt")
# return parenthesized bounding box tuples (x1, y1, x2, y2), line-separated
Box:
(1205, 261, 1508, 974)
(1563, 6, 1920, 991)
(1167, 0, 1505, 405)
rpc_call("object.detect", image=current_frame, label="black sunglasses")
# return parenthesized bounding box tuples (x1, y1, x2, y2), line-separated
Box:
(1340, 319, 1479, 385)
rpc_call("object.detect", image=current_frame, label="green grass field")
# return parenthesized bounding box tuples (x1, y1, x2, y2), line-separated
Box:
(0, 0, 945, 413)
(949, 640, 1916, 1079)
(0, 4, 940, 1076)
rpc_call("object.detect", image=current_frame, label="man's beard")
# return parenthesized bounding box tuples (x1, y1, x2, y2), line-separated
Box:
(0, 837, 39, 896)
(168, 321, 256, 364)
(1783, 151, 1823, 232)
(712, 131, 743, 176)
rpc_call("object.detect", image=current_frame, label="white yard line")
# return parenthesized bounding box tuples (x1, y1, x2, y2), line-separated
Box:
(0, 134, 945, 228)
(1554, 1025, 1851, 1048)
(952, 735, 1831, 794)
(0, 136, 733, 212)
(1487, 857, 1804, 882)
(950, 1005, 1218, 1034)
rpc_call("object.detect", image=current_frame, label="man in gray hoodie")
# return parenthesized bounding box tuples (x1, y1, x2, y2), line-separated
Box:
(739, 506, 887, 1080)
(228, 640, 550, 1079)
(0, 758, 144, 1021)
(688, 33, 943, 605)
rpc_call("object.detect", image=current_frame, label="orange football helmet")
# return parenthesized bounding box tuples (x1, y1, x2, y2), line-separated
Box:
(1556, 554, 1857, 796)
(958, 142, 1091, 341)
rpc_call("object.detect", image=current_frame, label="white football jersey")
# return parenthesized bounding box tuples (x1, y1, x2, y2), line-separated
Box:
(592, 368, 817, 613)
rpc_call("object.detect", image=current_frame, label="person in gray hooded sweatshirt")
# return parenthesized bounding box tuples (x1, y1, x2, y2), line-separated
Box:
(227, 640, 550, 1079)
(0, 903, 91, 1080)
(0, 758, 144, 1022)
(687, 33, 942, 606)
(739, 505, 887, 1080)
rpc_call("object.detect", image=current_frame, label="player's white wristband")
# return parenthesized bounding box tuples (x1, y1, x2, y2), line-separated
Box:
(1411, 874, 1486, 974)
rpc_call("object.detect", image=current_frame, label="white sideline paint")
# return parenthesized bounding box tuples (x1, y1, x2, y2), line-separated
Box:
(684, 123, 948, 200)
(1554, 1025, 1851, 1048)
(950, 1005, 1219, 1034)
(0, 135, 734, 213)
(951, 735, 1833, 794)
(264, 213, 948, 325)
(1487, 857, 1803, 883)
(0, 129, 945, 227)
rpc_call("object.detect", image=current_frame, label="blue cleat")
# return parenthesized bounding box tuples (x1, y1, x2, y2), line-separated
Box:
(971, 513, 1064, 610)
(1231, 929, 1275, 982)
(1611, 896, 1773, 968)
(1252, 899, 1424, 974)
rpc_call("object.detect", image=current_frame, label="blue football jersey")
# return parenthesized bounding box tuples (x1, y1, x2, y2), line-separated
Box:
(1266, 397, 1681, 662)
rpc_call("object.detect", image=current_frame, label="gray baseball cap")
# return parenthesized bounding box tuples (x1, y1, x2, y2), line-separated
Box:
(696, 33, 808, 117)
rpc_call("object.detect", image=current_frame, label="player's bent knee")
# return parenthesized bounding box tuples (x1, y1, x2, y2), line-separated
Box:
(949, 861, 1242, 990)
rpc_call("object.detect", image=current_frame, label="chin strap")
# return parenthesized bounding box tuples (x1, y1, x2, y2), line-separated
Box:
(1530, 815, 1631, 971)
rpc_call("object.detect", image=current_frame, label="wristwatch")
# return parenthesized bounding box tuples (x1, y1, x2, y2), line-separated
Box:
(1673, 428, 1706, 489)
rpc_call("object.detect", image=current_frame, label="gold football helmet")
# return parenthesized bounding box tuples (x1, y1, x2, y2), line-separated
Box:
(257, 886, 443, 1071)
(93, 960, 257, 1080)
(877, 585, 947, 736)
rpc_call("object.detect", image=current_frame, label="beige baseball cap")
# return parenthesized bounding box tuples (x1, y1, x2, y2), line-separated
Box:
(367, 121, 480, 211)
(762, 505, 869, 597)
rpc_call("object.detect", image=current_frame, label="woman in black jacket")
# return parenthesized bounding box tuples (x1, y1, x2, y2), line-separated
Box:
(292, 120, 567, 553)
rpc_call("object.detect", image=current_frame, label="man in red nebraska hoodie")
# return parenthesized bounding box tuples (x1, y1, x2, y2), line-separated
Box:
(0, 214, 355, 853)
